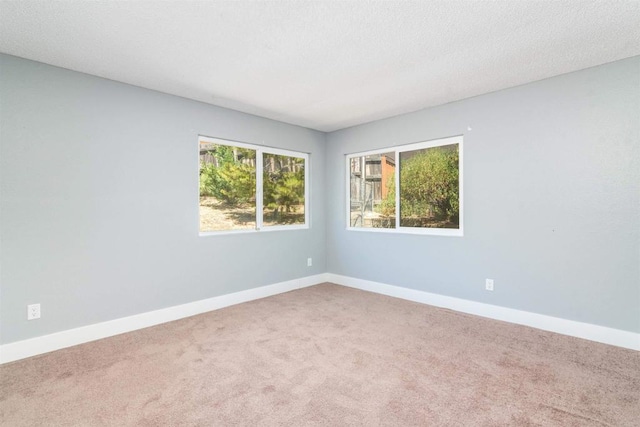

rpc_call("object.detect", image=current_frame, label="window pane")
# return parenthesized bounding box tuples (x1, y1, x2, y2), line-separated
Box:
(349, 152, 395, 228)
(199, 141, 256, 232)
(399, 143, 459, 229)
(263, 153, 305, 226)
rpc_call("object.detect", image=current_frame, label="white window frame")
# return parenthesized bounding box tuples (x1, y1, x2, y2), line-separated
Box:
(345, 135, 463, 237)
(199, 135, 310, 236)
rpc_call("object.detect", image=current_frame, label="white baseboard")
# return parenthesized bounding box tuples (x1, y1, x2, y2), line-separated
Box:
(2, 272, 636, 364)
(326, 273, 640, 351)
(0, 273, 330, 364)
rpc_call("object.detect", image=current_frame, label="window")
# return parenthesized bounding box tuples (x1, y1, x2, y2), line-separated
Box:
(347, 135, 462, 236)
(262, 152, 306, 227)
(349, 151, 396, 229)
(199, 136, 308, 234)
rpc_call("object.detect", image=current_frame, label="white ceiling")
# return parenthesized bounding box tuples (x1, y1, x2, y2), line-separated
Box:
(1, 1, 639, 132)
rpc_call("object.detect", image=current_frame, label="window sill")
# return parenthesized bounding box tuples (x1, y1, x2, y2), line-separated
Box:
(346, 226, 463, 237)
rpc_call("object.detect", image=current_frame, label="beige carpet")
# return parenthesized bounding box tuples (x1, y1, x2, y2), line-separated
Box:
(1, 283, 638, 426)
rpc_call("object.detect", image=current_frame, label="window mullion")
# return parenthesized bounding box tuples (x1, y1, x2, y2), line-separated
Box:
(395, 149, 400, 229)
(256, 149, 263, 230)
(304, 155, 310, 226)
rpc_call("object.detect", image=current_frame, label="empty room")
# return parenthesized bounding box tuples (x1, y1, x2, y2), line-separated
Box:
(1, 1, 639, 425)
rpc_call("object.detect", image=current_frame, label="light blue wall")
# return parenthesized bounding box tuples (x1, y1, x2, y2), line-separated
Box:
(0, 54, 326, 344)
(326, 57, 640, 333)
(2, 54, 638, 345)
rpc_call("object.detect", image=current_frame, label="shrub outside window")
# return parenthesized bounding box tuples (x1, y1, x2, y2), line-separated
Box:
(262, 152, 306, 227)
(347, 135, 463, 236)
(199, 136, 308, 234)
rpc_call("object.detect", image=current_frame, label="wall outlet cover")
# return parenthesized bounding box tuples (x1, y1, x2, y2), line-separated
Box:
(27, 303, 41, 320)
(485, 279, 494, 291)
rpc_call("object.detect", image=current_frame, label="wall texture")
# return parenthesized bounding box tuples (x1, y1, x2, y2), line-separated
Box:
(0, 54, 326, 344)
(326, 57, 640, 333)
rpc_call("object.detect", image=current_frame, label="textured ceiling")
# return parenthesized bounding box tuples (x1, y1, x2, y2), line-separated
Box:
(1, 1, 639, 132)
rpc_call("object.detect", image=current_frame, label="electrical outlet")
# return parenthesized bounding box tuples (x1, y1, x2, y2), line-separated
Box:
(307, 257, 313, 267)
(485, 279, 494, 291)
(27, 303, 41, 320)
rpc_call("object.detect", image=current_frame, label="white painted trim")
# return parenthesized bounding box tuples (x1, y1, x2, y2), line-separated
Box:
(326, 273, 640, 351)
(199, 135, 260, 152)
(0, 273, 330, 364)
(345, 153, 351, 227)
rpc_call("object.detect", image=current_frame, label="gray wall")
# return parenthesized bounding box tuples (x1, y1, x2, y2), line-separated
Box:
(326, 57, 640, 333)
(2, 53, 638, 345)
(0, 54, 326, 344)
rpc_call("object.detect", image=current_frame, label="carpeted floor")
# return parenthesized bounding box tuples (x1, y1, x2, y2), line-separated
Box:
(1, 283, 638, 426)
